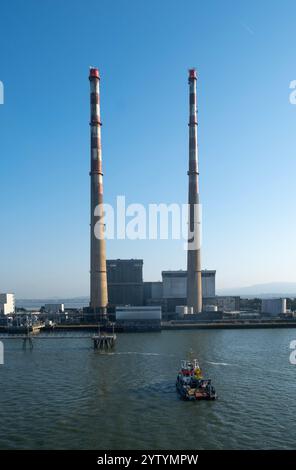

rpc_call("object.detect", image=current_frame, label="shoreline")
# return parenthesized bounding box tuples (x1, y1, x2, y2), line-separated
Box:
(2, 319, 296, 333)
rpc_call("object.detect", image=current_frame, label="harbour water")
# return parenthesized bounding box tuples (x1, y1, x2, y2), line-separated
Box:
(0, 329, 296, 450)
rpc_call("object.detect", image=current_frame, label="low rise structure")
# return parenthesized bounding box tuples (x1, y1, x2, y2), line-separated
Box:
(44, 303, 64, 314)
(261, 298, 286, 316)
(203, 296, 240, 313)
(115, 306, 161, 331)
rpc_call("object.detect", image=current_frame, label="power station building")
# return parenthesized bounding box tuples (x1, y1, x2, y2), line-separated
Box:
(160, 270, 216, 313)
(162, 270, 215, 299)
(85, 69, 238, 320)
(107, 259, 220, 312)
(162, 270, 216, 312)
(107, 259, 144, 307)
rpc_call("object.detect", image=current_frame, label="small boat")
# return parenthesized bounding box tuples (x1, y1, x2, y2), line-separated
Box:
(176, 358, 217, 401)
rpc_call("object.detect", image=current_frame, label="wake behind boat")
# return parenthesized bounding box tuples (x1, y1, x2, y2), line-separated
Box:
(176, 358, 217, 401)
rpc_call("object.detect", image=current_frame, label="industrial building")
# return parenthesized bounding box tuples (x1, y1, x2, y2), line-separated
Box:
(0, 293, 15, 315)
(106, 261, 221, 313)
(145, 270, 239, 314)
(162, 270, 216, 298)
(203, 296, 240, 312)
(44, 303, 65, 314)
(107, 259, 144, 307)
(261, 298, 287, 317)
(115, 306, 161, 331)
(104, 71, 207, 318)
(105, 260, 240, 315)
(160, 270, 216, 313)
(84, 69, 239, 322)
(143, 281, 163, 307)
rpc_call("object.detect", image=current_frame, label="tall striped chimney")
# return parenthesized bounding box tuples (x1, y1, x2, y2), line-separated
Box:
(89, 67, 108, 315)
(186, 69, 202, 313)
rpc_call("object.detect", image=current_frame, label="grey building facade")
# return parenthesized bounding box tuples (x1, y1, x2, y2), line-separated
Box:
(160, 270, 216, 312)
(106, 260, 232, 315)
(107, 259, 144, 307)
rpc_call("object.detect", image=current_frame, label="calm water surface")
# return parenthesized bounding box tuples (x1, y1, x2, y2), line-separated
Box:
(0, 329, 296, 449)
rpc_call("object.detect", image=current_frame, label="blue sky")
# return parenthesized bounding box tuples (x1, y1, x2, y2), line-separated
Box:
(0, 0, 296, 297)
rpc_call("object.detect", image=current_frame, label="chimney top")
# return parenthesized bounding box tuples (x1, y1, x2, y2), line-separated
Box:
(188, 69, 197, 80)
(89, 67, 100, 79)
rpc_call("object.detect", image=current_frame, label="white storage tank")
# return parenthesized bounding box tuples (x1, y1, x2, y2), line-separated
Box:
(204, 305, 218, 312)
(175, 306, 188, 318)
(261, 298, 286, 316)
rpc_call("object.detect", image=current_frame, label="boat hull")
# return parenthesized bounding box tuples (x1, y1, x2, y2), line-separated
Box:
(176, 374, 217, 401)
(176, 383, 217, 401)
(176, 358, 217, 401)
